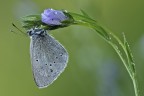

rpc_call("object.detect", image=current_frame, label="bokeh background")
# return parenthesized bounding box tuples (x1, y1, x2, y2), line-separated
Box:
(0, 0, 144, 96)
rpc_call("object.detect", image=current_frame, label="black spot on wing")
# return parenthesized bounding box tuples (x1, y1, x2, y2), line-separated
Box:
(50, 69, 53, 72)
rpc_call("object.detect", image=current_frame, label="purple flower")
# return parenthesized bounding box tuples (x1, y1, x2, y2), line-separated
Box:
(41, 8, 69, 26)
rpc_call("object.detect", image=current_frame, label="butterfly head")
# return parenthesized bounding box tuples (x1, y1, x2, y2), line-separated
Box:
(27, 28, 47, 36)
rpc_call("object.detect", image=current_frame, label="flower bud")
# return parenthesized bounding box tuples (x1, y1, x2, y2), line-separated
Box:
(41, 8, 70, 26)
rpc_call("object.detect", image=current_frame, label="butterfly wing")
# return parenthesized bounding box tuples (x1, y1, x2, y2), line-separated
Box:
(30, 33, 68, 88)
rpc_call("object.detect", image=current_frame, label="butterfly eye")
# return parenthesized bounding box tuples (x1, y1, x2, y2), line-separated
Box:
(27, 30, 33, 36)
(29, 30, 32, 33)
(42, 30, 45, 33)
(39, 30, 46, 36)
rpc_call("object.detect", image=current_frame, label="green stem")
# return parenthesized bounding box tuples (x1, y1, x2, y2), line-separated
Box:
(108, 41, 133, 78)
(132, 73, 140, 96)
(109, 36, 140, 96)
(106, 28, 140, 96)
(71, 14, 140, 96)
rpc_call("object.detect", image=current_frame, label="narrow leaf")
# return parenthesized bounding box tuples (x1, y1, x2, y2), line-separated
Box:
(92, 24, 111, 41)
(123, 33, 135, 72)
(80, 9, 90, 18)
(21, 15, 41, 22)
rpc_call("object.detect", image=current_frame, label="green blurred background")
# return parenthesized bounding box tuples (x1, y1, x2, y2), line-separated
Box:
(0, 0, 144, 96)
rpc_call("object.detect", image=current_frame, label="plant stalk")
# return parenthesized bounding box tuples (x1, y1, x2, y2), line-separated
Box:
(71, 14, 140, 96)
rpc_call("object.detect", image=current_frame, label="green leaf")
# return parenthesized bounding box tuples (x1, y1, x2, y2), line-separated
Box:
(21, 15, 43, 29)
(61, 11, 74, 25)
(92, 24, 111, 41)
(123, 33, 135, 72)
(80, 9, 90, 18)
(123, 33, 134, 63)
(21, 15, 41, 22)
(69, 12, 111, 40)
(69, 12, 97, 24)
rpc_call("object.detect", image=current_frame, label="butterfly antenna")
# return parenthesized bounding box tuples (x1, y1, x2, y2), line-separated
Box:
(12, 23, 27, 36)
